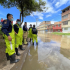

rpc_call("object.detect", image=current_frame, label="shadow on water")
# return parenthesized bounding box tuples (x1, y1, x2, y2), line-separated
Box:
(22, 33, 70, 70)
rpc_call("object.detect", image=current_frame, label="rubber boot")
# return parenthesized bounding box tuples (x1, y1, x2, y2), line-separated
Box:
(6, 53, 10, 60)
(33, 42, 34, 45)
(30, 38, 31, 42)
(19, 45, 25, 50)
(10, 53, 19, 64)
(36, 42, 38, 45)
(15, 48, 20, 56)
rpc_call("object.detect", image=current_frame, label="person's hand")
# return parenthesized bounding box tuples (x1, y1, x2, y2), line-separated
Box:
(8, 36, 12, 41)
(15, 32, 17, 34)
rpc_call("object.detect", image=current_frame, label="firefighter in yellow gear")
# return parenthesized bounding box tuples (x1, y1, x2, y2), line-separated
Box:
(32, 25, 38, 45)
(19, 23, 24, 50)
(14, 19, 25, 56)
(23, 22, 28, 45)
(1, 14, 19, 64)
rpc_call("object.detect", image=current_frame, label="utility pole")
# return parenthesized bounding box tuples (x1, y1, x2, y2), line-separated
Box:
(36, 18, 39, 28)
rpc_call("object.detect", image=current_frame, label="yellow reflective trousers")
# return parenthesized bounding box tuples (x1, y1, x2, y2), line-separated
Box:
(15, 27, 23, 48)
(32, 34, 38, 43)
(29, 28, 32, 38)
(5, 27, 15, 56)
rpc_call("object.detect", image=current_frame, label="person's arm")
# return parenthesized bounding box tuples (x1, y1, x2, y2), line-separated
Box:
(32, 28, 33, 34)
(14, 24, 19, 34)
(1, 20, 10, 36)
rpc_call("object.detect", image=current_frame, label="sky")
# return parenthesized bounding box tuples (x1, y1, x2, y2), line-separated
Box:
(0, 0, 70, 28)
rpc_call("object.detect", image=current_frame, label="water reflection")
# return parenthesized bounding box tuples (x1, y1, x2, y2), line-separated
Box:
(22, 45, 48, 70)
(22, 33, 70, 70)
(60, 35, 70, 59)
(38, 34, 70, 70)
(38, 33, 62, 43)
(38, 33, 70, 59)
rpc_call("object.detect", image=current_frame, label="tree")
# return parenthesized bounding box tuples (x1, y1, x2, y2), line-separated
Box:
(0, 0, 46, 23)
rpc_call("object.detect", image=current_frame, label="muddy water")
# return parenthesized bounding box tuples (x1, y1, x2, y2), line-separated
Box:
(22, 33, 70, 70)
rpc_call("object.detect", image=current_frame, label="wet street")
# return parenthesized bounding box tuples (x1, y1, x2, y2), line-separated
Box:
(22, 34, 70, 70)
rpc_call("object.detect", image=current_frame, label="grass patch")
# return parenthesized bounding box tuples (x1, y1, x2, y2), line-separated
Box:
(52, 32, 70, 35)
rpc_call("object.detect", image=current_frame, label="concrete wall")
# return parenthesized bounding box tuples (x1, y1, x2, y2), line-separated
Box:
(62, 27, 70, 33)
(68, 21, 70, 26)
(62, 20, 70, 33)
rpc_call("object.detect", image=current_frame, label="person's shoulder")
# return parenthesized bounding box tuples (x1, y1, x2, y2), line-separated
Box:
(3, 20, 7, 24)
(14, 24, 16, 26)
(14, 24, 17, 26)
(33, 27, 35, 28)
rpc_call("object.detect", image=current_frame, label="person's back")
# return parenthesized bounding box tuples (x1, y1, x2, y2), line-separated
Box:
(32, 25, 38, 45)
(32, 27, 37, 35)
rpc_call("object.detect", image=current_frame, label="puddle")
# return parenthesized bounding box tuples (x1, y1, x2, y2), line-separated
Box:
(22, 33, 70, 70)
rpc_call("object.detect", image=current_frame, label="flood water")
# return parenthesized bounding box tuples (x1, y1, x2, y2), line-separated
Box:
(22, 33, 70, 70)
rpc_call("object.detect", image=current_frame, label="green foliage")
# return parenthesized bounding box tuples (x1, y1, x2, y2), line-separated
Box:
(0, 0, 46, 14)
(52, 32, 70, 35)
(17, 0, 46, 17)
(0, 0, 46, 22)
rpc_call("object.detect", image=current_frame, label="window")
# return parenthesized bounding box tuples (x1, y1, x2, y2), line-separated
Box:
(62, 14, 68, 19)
(63, 10, 65, 13)
(64, 28, 68, 30)
(55, 25, 56, 27)
(63, 21, 68, 25)
(58, 24, 60, 27)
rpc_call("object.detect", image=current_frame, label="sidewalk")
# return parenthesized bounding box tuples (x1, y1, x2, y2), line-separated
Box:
(0, 37, 30, 70)
(0, 45, 26, 70)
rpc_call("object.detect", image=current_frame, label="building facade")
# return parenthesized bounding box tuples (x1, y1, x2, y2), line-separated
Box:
(62, 6, 70, 33)
(53, 21, 62, 32)
(37, 21, 51, 34)
(37, 6, 70, 33)
(47, 24, 53, 32)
